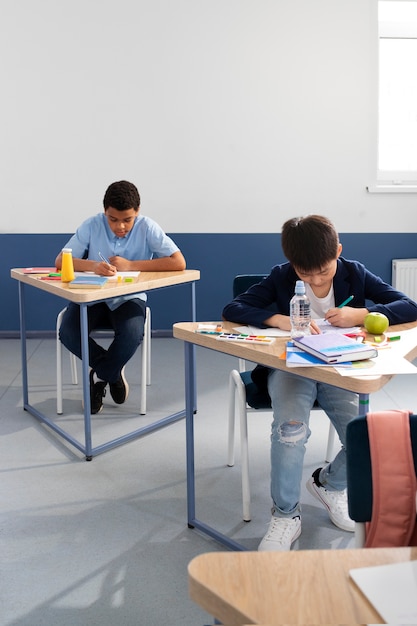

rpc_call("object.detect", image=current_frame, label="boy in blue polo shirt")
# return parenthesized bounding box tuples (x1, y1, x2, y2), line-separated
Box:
(55, 180, 186, 414)
(223, 214, 417, 551)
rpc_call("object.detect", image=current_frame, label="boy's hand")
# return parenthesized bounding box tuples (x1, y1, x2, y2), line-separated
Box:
(310, 320, 321, 334)
(109, 256, 131, 271)
(325, 306, 367, 327)
(95, 261, 117, 276)
(264, 314, 321, 334)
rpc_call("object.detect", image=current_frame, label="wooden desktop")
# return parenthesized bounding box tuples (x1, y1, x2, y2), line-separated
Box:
(188, 547, 417, 624)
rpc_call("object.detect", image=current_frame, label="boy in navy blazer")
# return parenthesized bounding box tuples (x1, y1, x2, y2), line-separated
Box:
(223, 214, 417, 551)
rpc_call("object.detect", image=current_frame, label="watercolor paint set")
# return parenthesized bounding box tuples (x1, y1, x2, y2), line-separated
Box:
(216, 333, 275, 345)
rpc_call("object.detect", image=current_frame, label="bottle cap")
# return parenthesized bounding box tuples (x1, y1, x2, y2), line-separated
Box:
(295, 280, 305, 294)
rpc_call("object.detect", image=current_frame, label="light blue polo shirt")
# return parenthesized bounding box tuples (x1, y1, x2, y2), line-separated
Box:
(63, 213, 180, 309)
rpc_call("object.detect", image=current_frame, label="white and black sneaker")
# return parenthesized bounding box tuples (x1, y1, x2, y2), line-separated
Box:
(306, 467, 354, 532)
(258, 515, 301, 551)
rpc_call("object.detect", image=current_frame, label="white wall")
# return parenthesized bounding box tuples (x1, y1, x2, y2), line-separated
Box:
(1, 0, 416, 234)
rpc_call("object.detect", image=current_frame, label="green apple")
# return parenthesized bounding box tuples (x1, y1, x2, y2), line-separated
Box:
(364, 312, 389, 335)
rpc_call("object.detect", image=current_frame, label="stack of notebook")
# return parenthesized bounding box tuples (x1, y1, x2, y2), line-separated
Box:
(291, 332, 377, 364)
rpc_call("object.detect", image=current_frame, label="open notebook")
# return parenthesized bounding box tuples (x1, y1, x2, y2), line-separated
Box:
(107, 271, 140, 281)
(73, 271, 140, 282)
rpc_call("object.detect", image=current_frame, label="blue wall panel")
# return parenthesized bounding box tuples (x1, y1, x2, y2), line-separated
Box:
(1, 233, 416, 333)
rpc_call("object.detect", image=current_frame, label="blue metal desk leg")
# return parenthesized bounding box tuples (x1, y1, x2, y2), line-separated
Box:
(18, 282, 29, 407)
(185, 341, 196, 527)
(80, 302, 93, 460)
(184, 340, 247, 551)
(190, 281, 197, 413)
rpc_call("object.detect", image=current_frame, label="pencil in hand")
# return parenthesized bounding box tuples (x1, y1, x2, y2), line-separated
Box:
(338, 295, 354, 309)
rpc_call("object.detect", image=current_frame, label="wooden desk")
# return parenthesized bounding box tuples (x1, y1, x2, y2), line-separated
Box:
(11, 268, 200, 303)
(188, 547, 417, 624)
(11, 269, 200, 459)
(173, 321, 417, 550)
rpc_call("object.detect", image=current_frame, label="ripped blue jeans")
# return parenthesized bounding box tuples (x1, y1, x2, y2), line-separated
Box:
(267, 368, 358, 517)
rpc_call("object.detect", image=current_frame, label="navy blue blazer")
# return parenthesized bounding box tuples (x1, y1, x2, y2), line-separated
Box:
(222, 257, 417, 327)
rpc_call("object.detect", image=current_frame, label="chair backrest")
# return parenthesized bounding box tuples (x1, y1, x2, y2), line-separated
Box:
(346, 411, 417, 546)
(233, 273, 278, 317)
(232, 275, 273, 407)
(233, 274, 268, 298)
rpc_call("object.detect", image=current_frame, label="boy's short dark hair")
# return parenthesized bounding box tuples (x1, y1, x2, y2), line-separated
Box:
(103, 180, 141, 211)
(281, 215, 339, 271)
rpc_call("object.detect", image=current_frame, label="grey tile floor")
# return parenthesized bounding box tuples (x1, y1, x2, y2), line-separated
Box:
(1, 335, 417, 625)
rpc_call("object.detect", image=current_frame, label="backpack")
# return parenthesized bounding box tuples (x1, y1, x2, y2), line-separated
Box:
(365, 410, 417, 547)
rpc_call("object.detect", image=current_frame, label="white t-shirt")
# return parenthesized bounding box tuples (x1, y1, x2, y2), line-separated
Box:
(305, 283, 335, 319)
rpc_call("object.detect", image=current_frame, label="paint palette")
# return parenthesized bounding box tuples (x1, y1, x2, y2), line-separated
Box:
(216, 333, 275, 345)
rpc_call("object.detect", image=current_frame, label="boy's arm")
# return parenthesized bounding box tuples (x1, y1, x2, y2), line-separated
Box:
(222, 270, 291, 328)
(54, 218, 116, 274)
(55, 252, 117, 276)
(263, 313, 321, 334)
(364, 269, 417, 324)
(331, 260, 417, 326)
(108, 250, 186, 272)
(262, 313, 292, 332)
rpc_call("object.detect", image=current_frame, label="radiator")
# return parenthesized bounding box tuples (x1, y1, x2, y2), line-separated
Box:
(392, 259, 417, 301)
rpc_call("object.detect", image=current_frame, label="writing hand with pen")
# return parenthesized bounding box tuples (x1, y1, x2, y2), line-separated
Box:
(325, 295, 368, 328)
(97, 252, 117, 276)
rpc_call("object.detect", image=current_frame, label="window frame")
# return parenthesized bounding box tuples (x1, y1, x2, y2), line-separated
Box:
(368, 0, 417, 193)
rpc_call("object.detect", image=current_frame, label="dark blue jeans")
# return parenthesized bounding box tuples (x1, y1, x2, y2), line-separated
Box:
(59, 299, 146, 383)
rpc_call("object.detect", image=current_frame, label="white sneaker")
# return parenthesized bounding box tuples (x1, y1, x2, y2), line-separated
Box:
(258, 515, 301, 551)
(306, 468, 354, 532)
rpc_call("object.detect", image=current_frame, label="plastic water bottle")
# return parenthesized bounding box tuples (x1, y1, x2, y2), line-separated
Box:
(290, 280, 311, 338)
(61, 248, 75, 282)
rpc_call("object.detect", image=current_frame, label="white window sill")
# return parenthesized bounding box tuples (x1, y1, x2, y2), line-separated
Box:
(367, 184, 417, 193)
